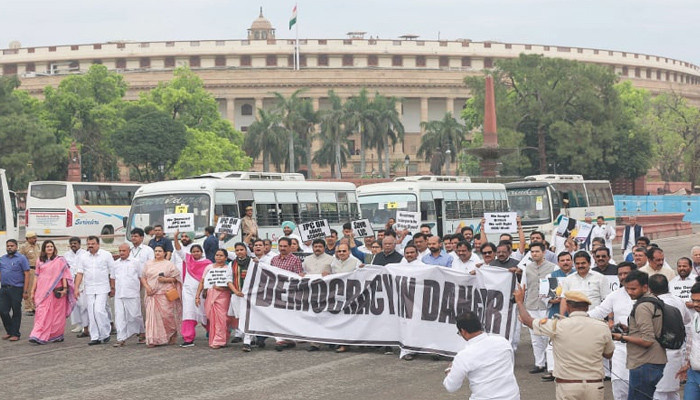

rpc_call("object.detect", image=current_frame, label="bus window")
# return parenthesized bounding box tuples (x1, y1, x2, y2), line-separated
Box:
(457, 191, 472, 218)
(420, 191, 436, 222)
(319, 192, 339, 223)
(214, 191, 238, 218)
(32, 184, 67, 200)
(443, 191, 458, 220)
(359, 193, 417, 225)
(470, 191, 484, 217)
(254, 191, 278, 226)
(496, 190, 509, 212)
(553, 183, 587, 208)
(298, 192, 319, 221)
(586, 183, 613, 206)
(337, 192, 350, 221)
(483, 191, 497, 212)
(506, 187, 551, 224)
(276, 192, 300, 223)
(347, 192, 360, 220)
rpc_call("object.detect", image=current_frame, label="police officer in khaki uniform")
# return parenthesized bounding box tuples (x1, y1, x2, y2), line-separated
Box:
(240, 206, 258, 245)
(19, 231, 40, 315)
(514, 286, 614, 400)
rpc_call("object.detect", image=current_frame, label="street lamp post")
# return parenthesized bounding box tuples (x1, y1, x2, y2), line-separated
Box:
(404, 155, 410, 177)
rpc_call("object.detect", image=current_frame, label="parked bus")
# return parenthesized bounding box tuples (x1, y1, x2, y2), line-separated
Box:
(505, 174, 615, 239)
(126, 171, 360, 246)
(0, 169, 19, 254)
(26, 181, 140, 237)
(357, 176, 509, 237)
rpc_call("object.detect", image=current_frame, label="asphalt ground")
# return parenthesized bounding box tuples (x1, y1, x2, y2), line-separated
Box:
(1, 231, 698, 400)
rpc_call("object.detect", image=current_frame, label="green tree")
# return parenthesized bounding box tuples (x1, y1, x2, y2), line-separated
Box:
(173, 128, 251, 178)
(316, 91, 351, 179)
(344, 89, 378, 175)
(111, 107, 188, 182)
(272, 89, 309, 173)
(417, 113, 467, 175)
(42, 64, 127, 180)
(0, 76, 65, 189)
(244, 108, 286, 172)
(371, 94, 405, 178)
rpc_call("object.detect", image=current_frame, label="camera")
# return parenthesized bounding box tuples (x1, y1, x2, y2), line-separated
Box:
(611, 323, 626, 335)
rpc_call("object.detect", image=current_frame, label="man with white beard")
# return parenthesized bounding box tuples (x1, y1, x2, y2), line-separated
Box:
(588, 261, 636, 400)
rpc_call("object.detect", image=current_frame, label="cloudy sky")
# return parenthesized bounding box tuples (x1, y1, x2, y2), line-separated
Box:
(2, 0, 699, 64)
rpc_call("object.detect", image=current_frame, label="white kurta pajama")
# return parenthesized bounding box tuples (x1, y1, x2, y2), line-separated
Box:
(112, 258, 144, 342)
(76, 249, 115, 342)
(64, 249, 89, 327)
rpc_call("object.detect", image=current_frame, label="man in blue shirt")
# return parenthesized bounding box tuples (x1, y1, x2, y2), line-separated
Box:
(148, 224, 173, 260)
(0, 239, 30, 341)
(203, 226, 218, 263)
(422, 236, 453, 268)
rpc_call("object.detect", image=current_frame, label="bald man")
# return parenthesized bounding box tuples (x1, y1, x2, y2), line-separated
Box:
(111, 243, 145, 346)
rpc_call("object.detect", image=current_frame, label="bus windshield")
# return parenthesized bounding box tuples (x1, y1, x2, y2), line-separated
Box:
(359, 193, 418, 225)
(129, 193, 211, 236)
(506, 187, 551, 224)
(30, 183, 67, 200)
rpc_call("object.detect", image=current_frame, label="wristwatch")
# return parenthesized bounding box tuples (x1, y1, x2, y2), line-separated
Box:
(620, 335, 627, 344)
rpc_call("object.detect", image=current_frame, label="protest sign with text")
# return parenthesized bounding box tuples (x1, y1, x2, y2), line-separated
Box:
(351, 219, 375, 238)
(484, 212, 517, 234)
(215, 217, 241, 235)
(239, 264, 517, 356)
(395, 211, 421, 231)
(164, 213, 194, 233)
(204, 268, 230, 289)
(299, 219, 331, 241)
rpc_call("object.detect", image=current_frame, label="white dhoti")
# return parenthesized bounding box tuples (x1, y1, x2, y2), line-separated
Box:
(228, 294, 252, 345)
(114, 297, 144, 342)
(527, 309, 548, 367)
(653, 348, 683, 400)
(611, 342, 629, 400)
(86, 293, 111, 341)
(70, 290, 89, 327)
(182, 274, 206, 324)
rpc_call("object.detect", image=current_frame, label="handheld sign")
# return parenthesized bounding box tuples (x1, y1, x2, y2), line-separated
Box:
(215, 217, 241, 235)
(484, 212, 517, 234)
(351, 219, 375, 238)
(299, 219, 331, 242)
(670, 279, 694, 301)
(395, 211, 420, 231)
(575, 222, 593, 241)
(204, 268, 230, 289)
(164, 213, 194, 233)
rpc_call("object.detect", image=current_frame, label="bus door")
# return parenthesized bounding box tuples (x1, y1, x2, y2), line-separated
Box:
(432, 190, 444, 237)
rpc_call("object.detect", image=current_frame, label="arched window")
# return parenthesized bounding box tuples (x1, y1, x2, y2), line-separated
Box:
(241, 104, 253, 116)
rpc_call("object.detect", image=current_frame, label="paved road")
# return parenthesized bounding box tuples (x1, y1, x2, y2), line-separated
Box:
(2, 232, 698, 400)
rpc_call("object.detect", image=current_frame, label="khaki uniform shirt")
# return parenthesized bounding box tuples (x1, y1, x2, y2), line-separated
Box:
(533, 311, 615, 380)
(19, 242, 40, 267)
(626, 294, 667, 369)
(241, 216, 258, 242)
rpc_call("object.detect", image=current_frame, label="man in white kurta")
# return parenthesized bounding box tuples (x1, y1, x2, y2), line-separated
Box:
(74, 237, 115, 345)
(63, 237, 88, 335)
(649, 274, 691, 400)
(330, 243, 362, 274)
(111, 244, 145, 346)
(590, 216, 616, 257)
(129, 228, 154, 331)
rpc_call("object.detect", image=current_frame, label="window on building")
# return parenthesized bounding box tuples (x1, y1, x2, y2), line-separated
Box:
(416, 55, 426, 67)
(116, 58, 126, 69)
(368, 55, 378, 66)
(240, 55, 251, 66)
(92, 44, 101, 50)
(189, 56, 200, 67)
(49, 46, 56, 52)
(71, 45, 79, 51)
(622, 66, 628, 76)
(266, 55, 277, 66)
(392, 55, 403, 66)
(165, 57, 175, 68)
(117, 43, 126, 49)
(241, 104, 253, 116)
(439, 56, 449, 67)
(140, 58, 150, 68)
(484, 42, 491, 48)
(461, 57, 471, 67)
(25, 63, 35, 73)
(646, 69, 651, 79)
(318, 39, 327, 45)
(342, 54, 353, 66)
(3, 64, 17, 75)
(656, 70, 662, 80)
(166, 41, 175, 47)
(484, 58, 493, 68)
(634, 67, 640, 78)
(318, 54, 328, 66)
(215, 55, 226, 67)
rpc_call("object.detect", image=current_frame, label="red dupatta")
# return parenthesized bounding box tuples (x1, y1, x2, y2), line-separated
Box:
(184, 253, 210, 281)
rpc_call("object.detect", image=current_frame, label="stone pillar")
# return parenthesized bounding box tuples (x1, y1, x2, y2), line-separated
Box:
(420, 97, 429, 134)
(226, 98, 235, 125)
(312, 97, 320, 111)
(446, 97, 455, 116)
(255, 97, 264, 119)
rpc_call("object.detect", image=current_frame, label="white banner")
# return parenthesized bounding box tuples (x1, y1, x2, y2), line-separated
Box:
(164, 213, 194, 233)
(239, 264, 517, 356)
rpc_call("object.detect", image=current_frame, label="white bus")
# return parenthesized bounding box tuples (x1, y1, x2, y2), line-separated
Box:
(357, 176, 509, 237)
(126, 171, 360, 245)
(26, 181, 140, 238)
(0, 169, 19, 253)
(505, 174, 615, 238)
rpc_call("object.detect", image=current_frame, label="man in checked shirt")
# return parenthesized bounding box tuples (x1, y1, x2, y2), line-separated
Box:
(270, 237, 305, 351)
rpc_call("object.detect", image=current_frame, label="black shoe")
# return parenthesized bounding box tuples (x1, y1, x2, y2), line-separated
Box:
(383, 346, 394, 355)
(242, 344, 252, 352)
(308, 345, 320, 352)
(101, 337, 110, 344)
(529, 366, 546, 374)
(604, 376, 611, 381)
(541, 373, 555, 382)
(25, 311, 35, 316)
(231, 337, 243, 344)
(180, 341, 195, 348)
(255, 337, 266, 348)
(88, 340, 101, 346)
(77, 332, 90, 338)
(275, 343, 285, 352)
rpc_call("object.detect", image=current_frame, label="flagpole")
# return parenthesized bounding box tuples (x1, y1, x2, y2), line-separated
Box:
(295, 4, 300, 71)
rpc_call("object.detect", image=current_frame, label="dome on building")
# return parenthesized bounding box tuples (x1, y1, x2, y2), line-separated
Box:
(248, 7, 275, 40)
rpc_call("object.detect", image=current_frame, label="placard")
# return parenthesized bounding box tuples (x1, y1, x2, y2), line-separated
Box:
(351, 219, 374, 238)
(575, 222, 593, 241)
(204, 268, 230, 289)
(215, 217, 241, 235)
(395, 211, 421, 231)
(670, 279, 694, 301)
(299, 219, 331, 241)
(164, 213, 195, 233)
(484, 212, 517, 234)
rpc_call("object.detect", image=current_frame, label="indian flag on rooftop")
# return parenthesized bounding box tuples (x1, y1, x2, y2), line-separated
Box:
(289, 4, 297, 30)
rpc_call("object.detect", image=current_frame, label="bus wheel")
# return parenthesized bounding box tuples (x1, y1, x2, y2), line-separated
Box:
(101, 225, 114, 244)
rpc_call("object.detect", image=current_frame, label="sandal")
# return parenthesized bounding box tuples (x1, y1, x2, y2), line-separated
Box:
(113, 341, 125, 347)
(76, 332, 90, 338)
(336, 346, 347, 353)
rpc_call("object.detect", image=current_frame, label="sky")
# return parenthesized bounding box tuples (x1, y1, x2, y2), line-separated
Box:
(2, 0, 699, 64)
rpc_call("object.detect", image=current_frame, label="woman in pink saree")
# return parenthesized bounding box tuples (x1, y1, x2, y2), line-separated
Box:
(28, 240, 75, 344)
(141, 245, 182, 347)
(195, 249, 234, 349)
